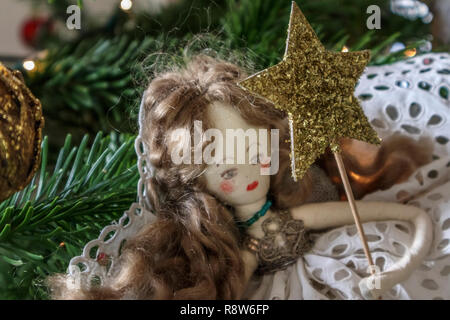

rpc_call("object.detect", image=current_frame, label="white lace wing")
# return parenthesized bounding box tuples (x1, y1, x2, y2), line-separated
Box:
(67, 136, 156, 289)
(356, 53, 449, 153)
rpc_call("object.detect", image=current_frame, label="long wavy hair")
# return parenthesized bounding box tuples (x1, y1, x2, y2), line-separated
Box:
(47, 54, 432, 299)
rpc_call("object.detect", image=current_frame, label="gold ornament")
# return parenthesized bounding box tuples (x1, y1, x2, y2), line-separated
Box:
(238, 2, 381, 180)
(0, 62, 44, 202)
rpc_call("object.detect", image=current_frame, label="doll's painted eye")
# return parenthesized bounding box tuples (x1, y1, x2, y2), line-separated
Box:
(221, 168, 238, 180)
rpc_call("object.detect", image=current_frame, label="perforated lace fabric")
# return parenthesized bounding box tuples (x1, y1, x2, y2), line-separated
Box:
(67, 53, 450, 300)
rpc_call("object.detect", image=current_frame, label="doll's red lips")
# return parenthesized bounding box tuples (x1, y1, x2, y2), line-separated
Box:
(247, 181, 259, 191)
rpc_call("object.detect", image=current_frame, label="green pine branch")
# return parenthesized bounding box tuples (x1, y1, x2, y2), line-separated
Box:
(23, 35, 160, 134)
(0, 132, 138, 299)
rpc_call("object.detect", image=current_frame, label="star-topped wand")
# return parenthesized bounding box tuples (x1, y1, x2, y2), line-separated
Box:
(238, 2, 382, 284)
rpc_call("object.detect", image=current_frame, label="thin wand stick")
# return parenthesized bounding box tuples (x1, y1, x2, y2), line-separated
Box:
(333, 151, 376, 273)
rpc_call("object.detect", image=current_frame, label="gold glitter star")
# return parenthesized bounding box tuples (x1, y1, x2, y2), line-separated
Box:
(238, 2, 381, 179)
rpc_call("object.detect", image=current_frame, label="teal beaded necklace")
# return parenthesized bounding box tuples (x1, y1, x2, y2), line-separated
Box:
(236, 200, 272, 229)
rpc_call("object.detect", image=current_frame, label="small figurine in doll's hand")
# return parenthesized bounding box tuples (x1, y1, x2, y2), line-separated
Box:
(48, 55, 433, 300)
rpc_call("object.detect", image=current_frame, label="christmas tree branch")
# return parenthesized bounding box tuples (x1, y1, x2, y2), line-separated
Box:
(0, 132, 138, 299)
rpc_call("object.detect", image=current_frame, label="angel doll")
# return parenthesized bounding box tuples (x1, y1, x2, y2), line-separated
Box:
(48, 55, 434, 300)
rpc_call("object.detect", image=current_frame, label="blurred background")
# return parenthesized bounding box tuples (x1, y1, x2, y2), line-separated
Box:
(0, 0, 448, 299)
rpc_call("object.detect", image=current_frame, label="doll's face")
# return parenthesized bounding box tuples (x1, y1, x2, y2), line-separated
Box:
(203, 101, 271, 206)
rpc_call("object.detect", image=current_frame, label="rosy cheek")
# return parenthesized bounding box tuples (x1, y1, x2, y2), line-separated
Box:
(220, 180, 234, 194)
